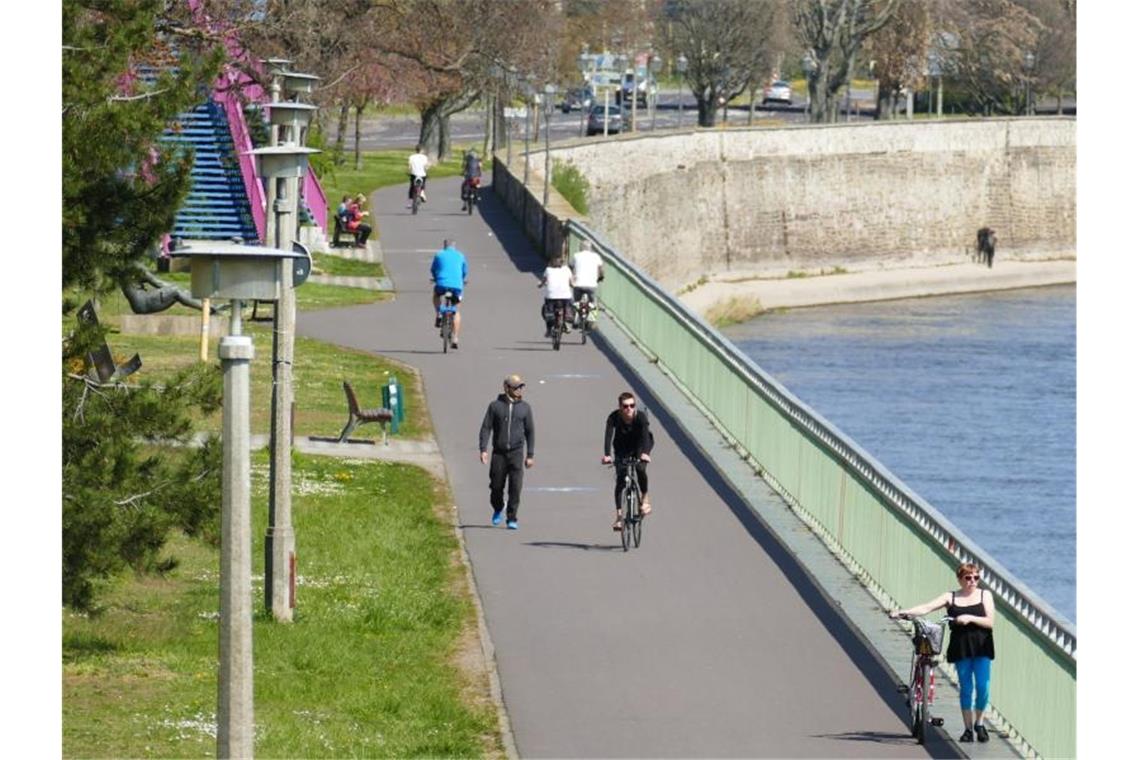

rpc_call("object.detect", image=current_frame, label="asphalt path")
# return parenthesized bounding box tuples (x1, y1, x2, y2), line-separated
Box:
(297, 181, 956, 758)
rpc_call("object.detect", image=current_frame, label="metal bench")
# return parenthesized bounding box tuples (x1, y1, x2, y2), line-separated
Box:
(338, 381, 394, 443)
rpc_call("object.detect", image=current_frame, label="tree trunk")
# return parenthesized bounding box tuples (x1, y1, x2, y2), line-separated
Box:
(875, 79, 891, 120)
(334, 100, 350, 166)
(483, 95, 492, 157)
(353, 104, 363, 171)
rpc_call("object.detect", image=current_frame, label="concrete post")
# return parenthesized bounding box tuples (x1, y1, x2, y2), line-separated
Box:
(267, 173, 297, 623)
(217, 327, 254, 759)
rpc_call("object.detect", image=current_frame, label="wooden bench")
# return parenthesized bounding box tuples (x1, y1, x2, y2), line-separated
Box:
(338, 380, 394, 444)
(332, 215, 354, 248)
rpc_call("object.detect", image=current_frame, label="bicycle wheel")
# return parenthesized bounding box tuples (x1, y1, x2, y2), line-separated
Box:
(915, 662, 931, 745)
(441, 313, 451, 353)
(552, 312, 562, 351)
(412, 188, 420, 215)
(633, 491, 643, 548)
(906, 657, 920, 737)
(620, 486, 634, 551)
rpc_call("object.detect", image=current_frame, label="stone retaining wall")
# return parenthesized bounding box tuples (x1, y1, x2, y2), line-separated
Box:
(530, 118, 1074, 290)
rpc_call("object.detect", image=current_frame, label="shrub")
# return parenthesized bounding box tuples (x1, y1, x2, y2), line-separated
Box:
(552, 159, 589, 214)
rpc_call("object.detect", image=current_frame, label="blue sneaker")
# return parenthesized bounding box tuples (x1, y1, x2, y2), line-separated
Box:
(506, 520, 519, 530)
(491, 510, 504, 526)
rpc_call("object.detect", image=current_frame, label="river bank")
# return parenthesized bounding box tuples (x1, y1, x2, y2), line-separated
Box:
(677, 258, 1077, 323)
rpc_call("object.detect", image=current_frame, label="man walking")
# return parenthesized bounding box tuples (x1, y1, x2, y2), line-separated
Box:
(478, 374, 535, 530)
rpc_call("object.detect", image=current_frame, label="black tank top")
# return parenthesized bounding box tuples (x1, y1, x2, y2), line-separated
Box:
(946, 591, 995, 662)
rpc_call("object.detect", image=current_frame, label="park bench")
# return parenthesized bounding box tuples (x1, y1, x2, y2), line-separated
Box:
(338, 380, 393, 444)
(332, 214, 354, 248)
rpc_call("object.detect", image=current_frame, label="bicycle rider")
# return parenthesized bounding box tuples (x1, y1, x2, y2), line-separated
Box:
(601, 391, 655, 531)
(407, 143, 430, 208)
(430, 238, 468, 350)
(538, 255, 574, 338)
(462, 149, 482, 209)
(569, 240, 604, 326)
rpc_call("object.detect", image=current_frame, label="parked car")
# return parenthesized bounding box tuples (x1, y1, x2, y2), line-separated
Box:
(560, 87, 593, 113)
(762, 80, 793, 106)
(586, 104, 624, 136)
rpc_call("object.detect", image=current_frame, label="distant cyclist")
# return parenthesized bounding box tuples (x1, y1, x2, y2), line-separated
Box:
(430, 238, 468, 349)
(462, 149, 483, 208)
(538, 255, 573, 337)
(601, 391, 655, 531)
(407, 144, 430, 208)
(569, 240, 604, 325)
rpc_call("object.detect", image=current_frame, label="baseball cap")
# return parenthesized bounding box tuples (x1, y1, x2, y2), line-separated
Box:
(504, 374, 525, 389)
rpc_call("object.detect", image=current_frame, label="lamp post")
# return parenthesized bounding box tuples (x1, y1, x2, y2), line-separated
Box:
(170, 241, 310, 760)
(676, 54, 688, 127)
(649, 54, 662, 131)
(614, 54, 628, 134)
(542, 82, 556, 255)
(578, 48, 593, 138)
(801, 52, 817, 121)
(1023, 51, 1036, 116)
(249, 143, 317, 624)
(522, 80, 533, 188)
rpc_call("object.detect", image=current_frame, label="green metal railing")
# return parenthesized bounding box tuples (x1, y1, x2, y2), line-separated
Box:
(565, 220, 1076, 759)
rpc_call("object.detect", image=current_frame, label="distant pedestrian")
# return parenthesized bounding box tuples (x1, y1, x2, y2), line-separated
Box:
(478, 374, 535, 530)
(976, 227, 997, 268)
(889, 562, 996, 744)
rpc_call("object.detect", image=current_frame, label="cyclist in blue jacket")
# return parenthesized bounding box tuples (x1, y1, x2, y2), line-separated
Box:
(430, 239, 468, 349)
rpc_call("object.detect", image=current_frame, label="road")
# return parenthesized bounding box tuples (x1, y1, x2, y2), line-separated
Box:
(296, 180, 958, 757)
(352, 91, 876, 150)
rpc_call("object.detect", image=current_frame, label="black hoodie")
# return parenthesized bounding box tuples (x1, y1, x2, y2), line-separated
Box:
(479, 393, 535, 456)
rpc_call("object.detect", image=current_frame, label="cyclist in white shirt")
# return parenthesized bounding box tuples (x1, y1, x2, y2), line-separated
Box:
(538, 256, 574, 337)
(407, 144, 430, 207)
(570, 240, 604, 325)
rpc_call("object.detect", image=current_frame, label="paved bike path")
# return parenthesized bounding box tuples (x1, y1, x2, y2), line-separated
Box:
(298, 181, 958, 758)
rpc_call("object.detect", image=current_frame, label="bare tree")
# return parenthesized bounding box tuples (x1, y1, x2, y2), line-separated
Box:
(865, 0, 930, 118)
(372, 0, 561, 160)
(1017, 0, 1076, 113)
(939, 0, 1043, 115)
(793, 0, 899, 123)
(665, 0, 779, 128)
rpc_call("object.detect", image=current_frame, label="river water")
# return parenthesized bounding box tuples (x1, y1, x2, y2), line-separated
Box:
(719, 285, 1076, 624)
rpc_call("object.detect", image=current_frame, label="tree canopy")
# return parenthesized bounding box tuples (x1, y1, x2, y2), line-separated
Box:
(62, 0, 226, 611)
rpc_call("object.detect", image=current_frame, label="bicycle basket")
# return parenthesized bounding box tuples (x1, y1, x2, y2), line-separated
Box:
(912, 618, 944, 656)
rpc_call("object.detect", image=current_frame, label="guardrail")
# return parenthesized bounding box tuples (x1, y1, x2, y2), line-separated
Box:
(560, 218, 1075, 759)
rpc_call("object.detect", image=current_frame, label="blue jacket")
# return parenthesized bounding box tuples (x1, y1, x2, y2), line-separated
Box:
(431, 246, 468, 290)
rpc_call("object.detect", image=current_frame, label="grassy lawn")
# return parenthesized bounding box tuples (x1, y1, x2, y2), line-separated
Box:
(312, 252, 385, 279)
(95, 327, 428, 442)
(63, 452, 502, 758)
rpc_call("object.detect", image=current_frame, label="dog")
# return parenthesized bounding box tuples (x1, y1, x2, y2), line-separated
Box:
(975, 227, 997, 268)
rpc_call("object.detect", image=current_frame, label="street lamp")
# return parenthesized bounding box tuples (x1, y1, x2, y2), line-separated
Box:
(1023, 51, 1036, 116)
(170, 240, 310, 760)
(248, 143, 318, 624)
(801, 52, 817, 120)
(542, 82, 556, 255)
(578, 48, 593, 138)
(676, 54, 688, 127)
(650, 54, 663, 131)
(613, 54, 628, 134)
(522, 80, 534, 187)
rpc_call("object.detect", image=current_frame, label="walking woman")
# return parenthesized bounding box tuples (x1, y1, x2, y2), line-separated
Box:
(890, 563, 996, 743)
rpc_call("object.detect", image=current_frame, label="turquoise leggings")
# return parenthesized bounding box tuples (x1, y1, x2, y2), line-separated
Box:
(954, 656, 992, 711)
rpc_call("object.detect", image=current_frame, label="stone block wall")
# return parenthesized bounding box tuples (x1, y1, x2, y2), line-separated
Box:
(542, 118, 1075, 290)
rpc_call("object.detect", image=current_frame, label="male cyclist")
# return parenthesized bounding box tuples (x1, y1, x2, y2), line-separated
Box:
(462, 149, 482, 210)
(407, 144, 430, 208)
(601, 391, 655, 531)
(430, 238, 468, 349)
(569, 240, 604, 326)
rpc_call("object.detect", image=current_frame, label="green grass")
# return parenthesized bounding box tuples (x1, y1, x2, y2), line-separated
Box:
(320, 149, 471, 236)
(552, 159, 589, 214)
(312, 252, 385, 278)
(63, 453, 502, 758)
(95, 327, 428, 441)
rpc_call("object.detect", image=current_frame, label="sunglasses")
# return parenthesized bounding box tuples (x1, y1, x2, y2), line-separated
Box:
(960, 574, 980, 581)
(508, 384, 525, 390)
(620, 402, 636, 409)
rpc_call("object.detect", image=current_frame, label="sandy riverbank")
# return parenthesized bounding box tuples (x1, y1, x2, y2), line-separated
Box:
(677, 259, 1076, 322)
